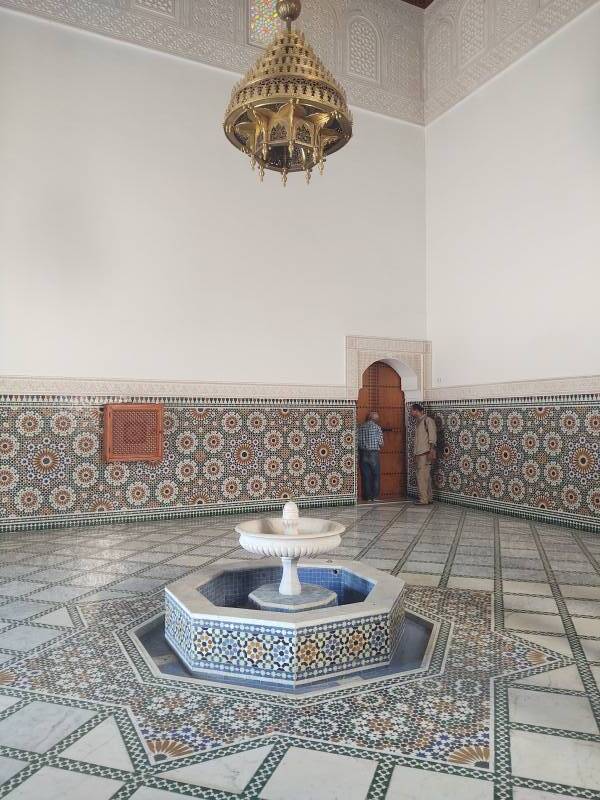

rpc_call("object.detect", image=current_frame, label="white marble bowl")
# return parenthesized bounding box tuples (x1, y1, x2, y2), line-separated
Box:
(235, 517, 345, 559)
(235, 516, 345, 594)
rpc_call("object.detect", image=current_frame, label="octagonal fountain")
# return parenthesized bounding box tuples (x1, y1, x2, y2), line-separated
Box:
(164, 503, 408, 687)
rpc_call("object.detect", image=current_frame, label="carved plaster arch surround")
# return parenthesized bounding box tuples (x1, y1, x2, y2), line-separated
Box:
(345, 335, 432, 402)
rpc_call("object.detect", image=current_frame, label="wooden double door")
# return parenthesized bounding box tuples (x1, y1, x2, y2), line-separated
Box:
(357, 361, 407, 501)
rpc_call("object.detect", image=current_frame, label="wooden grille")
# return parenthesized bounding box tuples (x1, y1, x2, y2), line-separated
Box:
(103, 403, 164, 463)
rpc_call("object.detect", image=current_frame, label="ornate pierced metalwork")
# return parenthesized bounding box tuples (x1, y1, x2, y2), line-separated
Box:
(223, 0, 352, 185)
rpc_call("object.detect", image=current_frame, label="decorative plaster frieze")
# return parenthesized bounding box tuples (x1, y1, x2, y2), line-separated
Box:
(424, 0, 599, 122)
(0, 336, 433, 402)
(424, 374, 600, 401)
(0, 375, 347, 401)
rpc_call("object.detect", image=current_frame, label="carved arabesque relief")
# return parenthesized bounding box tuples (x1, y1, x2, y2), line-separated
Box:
(0, 0, 595, 124)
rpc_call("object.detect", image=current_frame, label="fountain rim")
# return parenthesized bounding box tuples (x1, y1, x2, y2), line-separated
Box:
(165, 558, 405, 629)
(234, 519, 346, 538)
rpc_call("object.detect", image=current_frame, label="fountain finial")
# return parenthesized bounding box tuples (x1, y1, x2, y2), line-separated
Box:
(282, 501, 299, 519)
(282, 501, 299, 536)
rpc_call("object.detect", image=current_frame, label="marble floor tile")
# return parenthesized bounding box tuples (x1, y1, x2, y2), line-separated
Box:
(453, 555, 494, 566)
(362, 559, 396, 571)
(410, 551, 448, 563)
(556, 572, 600, 586)
(581, 639, 600, 661)
(0, 581, 45, 597)
(0, 600, 54, 620)
(0, 696, 21, 712)
(572, 616, 600, 637)
(449, 565, 493, 577)
(167, 555, 212, 567)
(560, 583, 600, 600)
(129, 789, 190, 800)
(0, 702, 95, 752)
(30, 568, 80, 583)
(0, 625, 62, 651)
(513, 789, 587, 800)
(402, 561, 443, 574)
(508, 687, 597, 733)
(32, 585, 89, 602)
(503, 594, 558, 613)
(61, 717, 134, 772)
(100, 562, 146, 575)
(514, 664, 584, 691)
(501, 581, 553, 596)
(260, 747, 377, 800)
(502, 570, 548, 582)
(564, 597, 600, 616)
(135, 550, 182, 564)
(397, 572, 441, 586)
(162, 744, 272, 793)
(20, 555, 70, 567)
(4, 766, 123, 800)
(34, 607, 73, 627)
(504, 612, 565, 635)
(61, 559, 111, 571)
(386, 765, 493, 799)
(445, 576, 494, 592)
(140, 565, 191, 580)
(65, 573, 117, 588)
(0, 756, 26, 785)
(510, 730, 600, 789)
(0, 567, 35, 579)
(104, 577, 163, 593)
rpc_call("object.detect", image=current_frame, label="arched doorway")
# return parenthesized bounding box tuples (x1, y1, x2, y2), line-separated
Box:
(357, 361, 407, 501)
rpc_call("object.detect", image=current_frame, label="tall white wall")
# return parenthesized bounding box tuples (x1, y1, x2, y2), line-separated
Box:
(425, 5, 600, 389)
(0, 9, 426, 388)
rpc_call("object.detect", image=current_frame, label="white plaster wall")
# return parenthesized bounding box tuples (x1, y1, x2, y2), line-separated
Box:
(425, 5, 600, 389)
(0, 9, 426, 388)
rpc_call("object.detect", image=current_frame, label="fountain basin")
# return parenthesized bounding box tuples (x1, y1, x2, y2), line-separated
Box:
(235, 512, 345, 596)
(164, 560, 406, 686)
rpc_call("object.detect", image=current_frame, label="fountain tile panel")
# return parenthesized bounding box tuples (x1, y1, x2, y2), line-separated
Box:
(407, 394, 599, 531)
(165, 563, 403, 686)
(0, 396, 356, 532)
(165, 590, 396, 684)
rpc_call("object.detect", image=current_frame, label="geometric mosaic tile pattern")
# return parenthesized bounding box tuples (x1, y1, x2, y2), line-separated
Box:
(0, 501, 598, 798)
(164, 566, 404, 684)
(409, 394, 600, 531)
(0, 396, 356, 532)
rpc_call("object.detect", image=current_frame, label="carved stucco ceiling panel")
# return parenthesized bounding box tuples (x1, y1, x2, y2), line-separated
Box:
(0, 0, 595, 123)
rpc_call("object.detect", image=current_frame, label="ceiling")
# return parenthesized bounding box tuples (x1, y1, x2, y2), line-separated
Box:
(0, 0, 593, 124)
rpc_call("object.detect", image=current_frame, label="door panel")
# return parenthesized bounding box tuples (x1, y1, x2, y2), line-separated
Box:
(357, 362, 406, 501)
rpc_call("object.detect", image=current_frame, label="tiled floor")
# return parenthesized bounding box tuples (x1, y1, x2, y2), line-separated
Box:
(0, 502, 597, 798)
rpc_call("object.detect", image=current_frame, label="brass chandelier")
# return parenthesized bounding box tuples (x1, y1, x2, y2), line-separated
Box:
(223, 0, 353, 185)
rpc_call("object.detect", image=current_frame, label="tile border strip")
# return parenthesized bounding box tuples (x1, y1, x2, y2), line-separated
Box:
(0, 496, 356, 534)
(408, 490, 600, 534)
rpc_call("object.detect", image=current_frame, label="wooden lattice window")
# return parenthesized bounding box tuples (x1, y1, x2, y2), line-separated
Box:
(103, 403, 164, 463)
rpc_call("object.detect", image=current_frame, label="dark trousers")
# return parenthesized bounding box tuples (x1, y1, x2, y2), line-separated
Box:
(359, 449, 380, 501)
